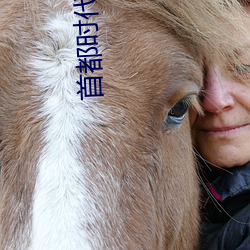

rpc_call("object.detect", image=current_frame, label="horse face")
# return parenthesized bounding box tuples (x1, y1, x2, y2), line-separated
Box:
(0, 1, 202, 249)
(93, 10, 203, 249)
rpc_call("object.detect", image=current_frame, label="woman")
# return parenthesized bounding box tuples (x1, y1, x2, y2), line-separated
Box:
(191, 3, 250, 250)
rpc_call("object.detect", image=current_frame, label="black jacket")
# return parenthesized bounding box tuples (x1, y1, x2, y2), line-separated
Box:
(199, 162, 250, 250)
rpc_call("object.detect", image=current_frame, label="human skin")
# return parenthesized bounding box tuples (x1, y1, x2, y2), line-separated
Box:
(191, 7, 250, 168)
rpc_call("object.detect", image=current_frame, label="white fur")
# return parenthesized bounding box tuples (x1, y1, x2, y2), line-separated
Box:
(29, 4, 103, 249)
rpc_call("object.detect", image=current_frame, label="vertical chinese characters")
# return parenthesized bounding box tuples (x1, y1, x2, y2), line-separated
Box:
(73, 0, 104, 99)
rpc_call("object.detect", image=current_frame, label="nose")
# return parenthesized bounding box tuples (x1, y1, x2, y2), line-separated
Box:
(201, 66, 235, 113)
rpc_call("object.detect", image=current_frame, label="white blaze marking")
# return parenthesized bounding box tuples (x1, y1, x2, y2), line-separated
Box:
(29, 5, 102, 249)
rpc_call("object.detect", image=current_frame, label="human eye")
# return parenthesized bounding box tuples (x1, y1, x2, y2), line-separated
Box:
(235, 63, 250, 76)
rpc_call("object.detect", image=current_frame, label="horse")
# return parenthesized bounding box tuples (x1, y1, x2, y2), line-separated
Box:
(0, 0, 245, 249)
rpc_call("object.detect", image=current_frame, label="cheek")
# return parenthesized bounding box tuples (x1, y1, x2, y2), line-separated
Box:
(236, 86, 250, 109)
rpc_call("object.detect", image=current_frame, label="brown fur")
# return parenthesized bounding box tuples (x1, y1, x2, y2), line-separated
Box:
(0, 0, 247, 249)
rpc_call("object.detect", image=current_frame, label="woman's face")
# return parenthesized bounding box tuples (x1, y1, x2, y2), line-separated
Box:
(191, 8, 250, 168)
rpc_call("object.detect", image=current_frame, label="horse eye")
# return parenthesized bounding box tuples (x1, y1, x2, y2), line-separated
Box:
(166, 98, 189, 126)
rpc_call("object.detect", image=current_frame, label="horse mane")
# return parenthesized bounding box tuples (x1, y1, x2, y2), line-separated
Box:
(22, 0, 247, 73)
(95, 0, 246, 70)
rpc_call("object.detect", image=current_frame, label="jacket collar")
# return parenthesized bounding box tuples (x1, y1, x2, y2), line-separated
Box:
(201, 161, 250, 202)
